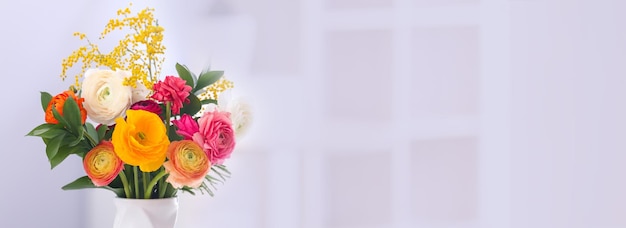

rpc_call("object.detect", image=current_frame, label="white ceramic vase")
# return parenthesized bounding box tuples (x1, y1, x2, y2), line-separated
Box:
(113, 197, 179, 228)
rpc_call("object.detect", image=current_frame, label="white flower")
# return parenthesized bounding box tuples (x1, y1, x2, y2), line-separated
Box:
(81, 69, 133, 125)
(196, 88, 252, 136)
(131, 81, 151, 103)
(226, 97, 252, 137)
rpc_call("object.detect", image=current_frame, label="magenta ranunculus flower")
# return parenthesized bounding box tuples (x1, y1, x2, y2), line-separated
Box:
(172, 114, 199, 140)
(130, 100, 163, 116)
(151, 76, 192, 115)
(192, 110, 236, 165)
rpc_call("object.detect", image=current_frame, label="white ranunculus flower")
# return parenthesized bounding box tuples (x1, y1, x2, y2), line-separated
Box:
(81, 69, 133, 125)
(226, 97, 252, 137)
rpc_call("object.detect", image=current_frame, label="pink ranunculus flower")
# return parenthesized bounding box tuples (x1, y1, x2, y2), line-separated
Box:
(130, 100, 163, 117)
(172, 114, 199, 140)
(151, 76, 192, 115)
(163, 140, 211, 189)
(192, 110, 236, 165)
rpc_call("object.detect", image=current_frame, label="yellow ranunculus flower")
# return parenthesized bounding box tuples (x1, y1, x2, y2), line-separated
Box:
(112, 109, 170, 172)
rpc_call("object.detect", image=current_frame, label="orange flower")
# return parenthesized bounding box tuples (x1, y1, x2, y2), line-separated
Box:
(45, 90, 87, 124)
(163, 140, 210, 188)
(83, 141, 124, 186)
(112, 110, 170, 172)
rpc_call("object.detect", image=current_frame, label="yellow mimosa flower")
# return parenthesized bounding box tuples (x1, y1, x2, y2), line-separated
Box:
(112, 110, 170, 172)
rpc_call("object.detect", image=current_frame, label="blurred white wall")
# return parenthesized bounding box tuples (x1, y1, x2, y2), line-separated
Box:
(510, 1, 626, 227)
(1, 1, 93, 227)
(3, 0, 626, 227)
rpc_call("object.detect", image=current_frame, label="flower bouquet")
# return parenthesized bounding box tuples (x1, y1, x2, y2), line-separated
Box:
(27, 4, 249, 209)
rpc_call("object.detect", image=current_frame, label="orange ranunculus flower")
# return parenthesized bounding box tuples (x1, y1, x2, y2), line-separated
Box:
(163, 140, 210, 188)
(83, 141, 123, 187)
(45, 90, 87, 124)
(111, 109, 170, 172)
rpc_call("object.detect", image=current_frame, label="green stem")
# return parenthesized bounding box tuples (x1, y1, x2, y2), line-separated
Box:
(152, 57, 158, 82)
(158, 180, 167, 198)
(144, 170, 167, 199)
(165, 101, 171, 135)
(126, 167, 134, 197)
(143, 172, 150, 198)
(118, 170, 131, 198)
(133, 166, 140, 199)
(148, 58, 153, 80)
(161, 102, 172, 199)
(158, 167, 168, 198)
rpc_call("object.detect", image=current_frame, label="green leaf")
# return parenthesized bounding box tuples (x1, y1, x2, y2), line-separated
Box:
(68, 133, 83, 147)
(51, 106, 72, 132)
(27, 123, 68, 140)
(26, 123, 57, 136)
(85, 123, 99, 144)
(63, 97, 83, 131)
(211, 168, 228, 182)
(164, 182, 177, 197)
(49, 146, 72, 169)
(102, 186, 126, 197)
(46, 133, 66, 163)
(180, 186, 196, 195)
(108, 175, 124, 189)
(104, 125, 115, 140)
(194, 71, 223, 93)
(61, 176, 125, 196)
(176, 63, 196, 88)
(40, 92, 52, 112)
(96, 125, 109, 142)
(197, 182, 215, 196)
(214, 164, 232, 175)
(199, 183, 215, 197)
(39, 128, 68, 139)
(62, 136, 90, 157)
(61, 142, 89, 155)
(168, 125, 183, 141)
(200, 99, 218, 105)
(206, 175, 224, 184)
(180, 93, 201, 116)
(62, 176, 96, 190)
(42, 137, 50, 144)
(204, 178, 218, 189)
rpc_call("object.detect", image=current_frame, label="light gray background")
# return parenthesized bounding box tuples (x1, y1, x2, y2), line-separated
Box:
(2, 0, 626, 227)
